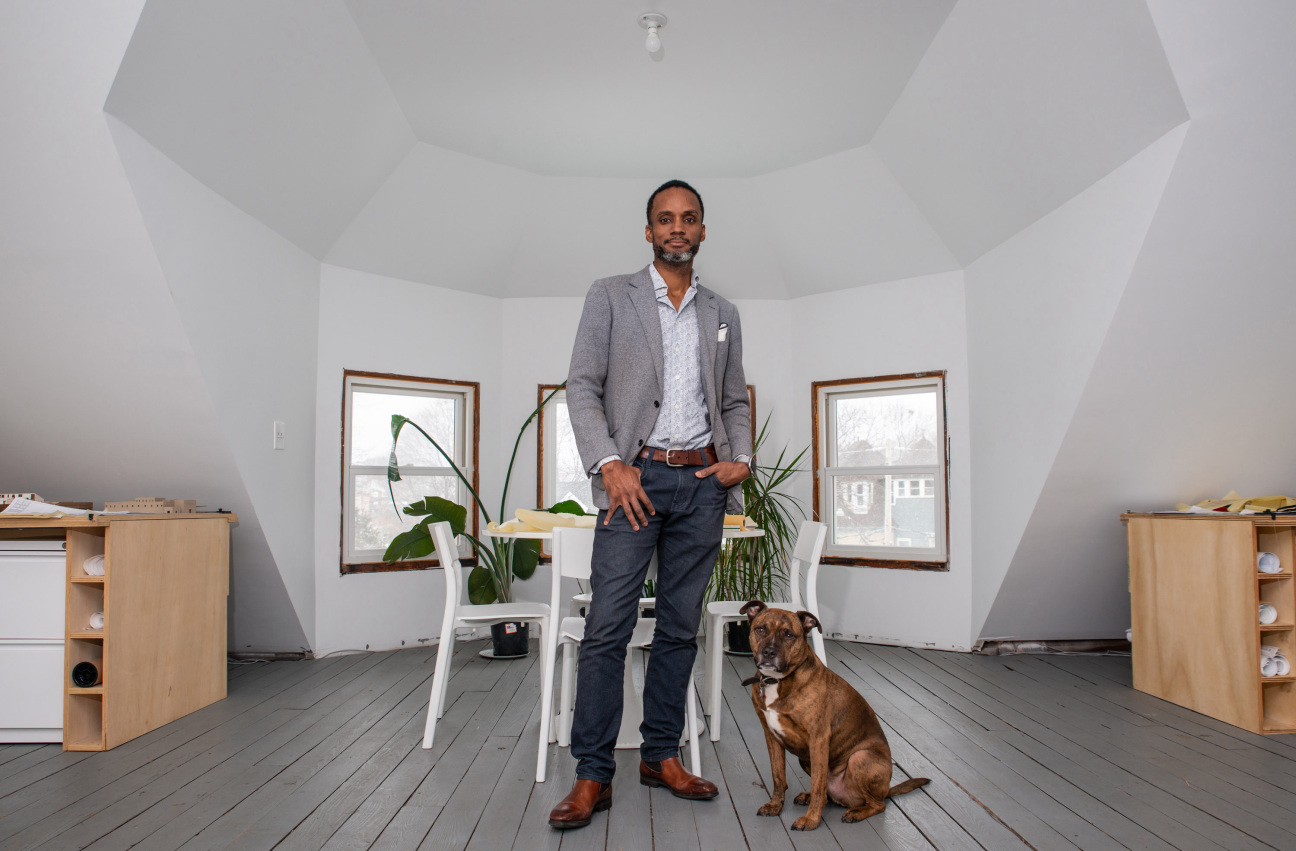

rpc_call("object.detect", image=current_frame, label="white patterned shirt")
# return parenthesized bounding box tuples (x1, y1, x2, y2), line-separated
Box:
(645, 264, 711, 451)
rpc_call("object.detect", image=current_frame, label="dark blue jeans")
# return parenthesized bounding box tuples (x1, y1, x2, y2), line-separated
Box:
(571, 455, 728, 782)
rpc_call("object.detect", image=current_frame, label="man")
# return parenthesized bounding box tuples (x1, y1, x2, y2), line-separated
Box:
(550, 180, 753, 829)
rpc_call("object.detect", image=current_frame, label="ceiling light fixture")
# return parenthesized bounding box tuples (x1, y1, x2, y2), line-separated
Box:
(639, 13, 667, 55)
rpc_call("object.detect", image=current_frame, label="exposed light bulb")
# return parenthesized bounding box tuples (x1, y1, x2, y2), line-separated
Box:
(645, 26, 661, 54)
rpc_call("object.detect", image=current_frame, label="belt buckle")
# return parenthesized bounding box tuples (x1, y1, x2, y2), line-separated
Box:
(665, 446, 687, 467)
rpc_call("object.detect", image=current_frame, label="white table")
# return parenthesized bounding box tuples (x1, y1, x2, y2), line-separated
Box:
(484, 524, 762, 749)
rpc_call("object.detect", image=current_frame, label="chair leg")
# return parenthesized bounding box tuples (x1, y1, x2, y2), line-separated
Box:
(558, 641, 576, 747)
(536, 619, 554, 783)
(422, 634, 454, 749)
(686, 678, 701, 777)
(812, 630, 827, 667)
(707, 614, 725, 741)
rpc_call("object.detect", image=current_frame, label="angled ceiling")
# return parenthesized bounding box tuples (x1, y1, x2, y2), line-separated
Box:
(105, 0, 1186, 298)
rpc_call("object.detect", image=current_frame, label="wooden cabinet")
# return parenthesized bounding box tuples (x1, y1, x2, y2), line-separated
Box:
(0, 513, 234, 750)
(1125, 513, 1296, 734)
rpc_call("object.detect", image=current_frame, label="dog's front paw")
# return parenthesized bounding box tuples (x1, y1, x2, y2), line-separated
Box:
(793, 792, 810, 806)
(791, 815, 821, 831)
(757, 800, 783, 817)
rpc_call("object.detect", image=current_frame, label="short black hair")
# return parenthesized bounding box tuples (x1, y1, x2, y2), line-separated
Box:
(646, 179, 704, 225)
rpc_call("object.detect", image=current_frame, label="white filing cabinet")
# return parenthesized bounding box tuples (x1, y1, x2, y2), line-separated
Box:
(0, 540, 66, 742)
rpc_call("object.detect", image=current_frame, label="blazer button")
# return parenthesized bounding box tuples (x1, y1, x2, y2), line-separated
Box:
(638, 439, 644, 446)
(654, 400, 660, 408)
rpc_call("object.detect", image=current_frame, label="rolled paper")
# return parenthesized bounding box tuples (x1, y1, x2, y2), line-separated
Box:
(83, 554, 105, 576)
(89, 612, 104, 630)
(1258, 552, 1282, 573)
(1277, 655, 1292, 677)
(1260, 603, 1279, 625)
(1262, 644, 1280, 658)
(1263, 656, 1279, 677)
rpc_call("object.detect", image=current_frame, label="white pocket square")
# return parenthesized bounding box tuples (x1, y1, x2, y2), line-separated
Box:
(718, 324, 728, 342)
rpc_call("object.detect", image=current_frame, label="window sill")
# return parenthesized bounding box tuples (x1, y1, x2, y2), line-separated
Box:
(820, 555, 948, 571)
(341, 556, 478, 575)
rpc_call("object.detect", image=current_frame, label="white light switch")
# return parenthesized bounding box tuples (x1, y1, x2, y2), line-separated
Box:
(273, 420, 286, 450)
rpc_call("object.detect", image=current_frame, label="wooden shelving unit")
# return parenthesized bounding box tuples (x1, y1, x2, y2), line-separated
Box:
(1125, 513, 1296, 734)
(0, 513, 235, 751)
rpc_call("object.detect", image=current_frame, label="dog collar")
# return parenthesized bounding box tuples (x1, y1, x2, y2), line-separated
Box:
(742, 675, 780, 686)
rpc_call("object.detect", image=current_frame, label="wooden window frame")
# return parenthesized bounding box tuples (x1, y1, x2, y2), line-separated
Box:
(340, 369, 480, 575)
(811, 372, 949, 571)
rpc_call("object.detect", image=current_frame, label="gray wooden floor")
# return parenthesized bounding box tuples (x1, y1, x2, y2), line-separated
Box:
(3, 641, 1296, 850)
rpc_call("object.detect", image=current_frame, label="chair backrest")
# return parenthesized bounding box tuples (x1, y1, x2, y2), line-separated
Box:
(787, 520, 828, 614)
(551, 525, 596, 613)
(430, 521, 464, 621)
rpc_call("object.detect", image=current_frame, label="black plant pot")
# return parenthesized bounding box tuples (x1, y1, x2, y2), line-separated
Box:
(725, 621, 752, 656)
(489, 622, 530, 658)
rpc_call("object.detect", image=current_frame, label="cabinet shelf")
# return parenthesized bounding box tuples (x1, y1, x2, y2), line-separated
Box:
(1128, 514, 1296, 735)
(59, 516, 233, 751)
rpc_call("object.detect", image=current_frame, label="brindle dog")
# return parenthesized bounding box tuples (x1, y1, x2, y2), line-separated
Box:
(740, 600, 929, 830)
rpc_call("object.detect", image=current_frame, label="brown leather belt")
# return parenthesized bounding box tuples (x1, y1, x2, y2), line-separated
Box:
(638, 445, 719, 467)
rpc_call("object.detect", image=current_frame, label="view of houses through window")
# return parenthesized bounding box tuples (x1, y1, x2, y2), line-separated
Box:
(814, 373, 947, 566)
(342, 372, 477, 571)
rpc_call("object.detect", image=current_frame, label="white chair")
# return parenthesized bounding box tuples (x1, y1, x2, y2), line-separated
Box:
(422, 521, 555, 783)
(704, 520, 828, 742)
(545, 526, 702, 776)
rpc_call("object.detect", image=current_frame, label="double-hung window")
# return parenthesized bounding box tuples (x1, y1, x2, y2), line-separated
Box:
(813, 372, 948, 568)
(537, 385, 595, 514)
(341, 370, 478, 573)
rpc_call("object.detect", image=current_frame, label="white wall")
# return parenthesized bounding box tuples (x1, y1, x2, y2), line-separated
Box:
(313, 264, 502, 656)
(787, 273, 974, 651)
(0, 2, 308, 651)
(980, 0, 1296, 640)
(107, 117, 318, 650)
(965, 124, 1186, 640)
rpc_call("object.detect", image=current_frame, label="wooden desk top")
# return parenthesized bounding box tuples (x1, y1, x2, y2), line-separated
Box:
(1121, 512, 1296, 525)
(0, 513, 238, 530)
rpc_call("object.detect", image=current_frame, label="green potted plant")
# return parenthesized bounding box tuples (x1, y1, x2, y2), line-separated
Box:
(708, 414, 809, 654)
(382, 384, 586, 657)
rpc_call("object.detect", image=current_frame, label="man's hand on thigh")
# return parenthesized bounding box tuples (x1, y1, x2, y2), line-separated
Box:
(601, 460, 655, 530)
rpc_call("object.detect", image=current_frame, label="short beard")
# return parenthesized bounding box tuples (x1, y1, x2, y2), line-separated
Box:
(655, 242, 699, 265)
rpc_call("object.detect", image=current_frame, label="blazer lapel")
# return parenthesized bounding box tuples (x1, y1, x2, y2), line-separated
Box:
(629, 265, 664, 391)
(696, 286, 719, 405)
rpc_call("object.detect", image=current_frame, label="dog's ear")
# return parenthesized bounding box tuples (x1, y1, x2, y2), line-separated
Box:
(739, 600, 767, 620)
(798, 610, 821, 635)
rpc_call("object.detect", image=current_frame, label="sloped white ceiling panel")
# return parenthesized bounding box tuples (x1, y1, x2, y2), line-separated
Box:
(325, 143, 536, 298)
(752, 146, 959, 295)
(345, 0, 955, 177)
(872, 0, 1187, 265)
(105, 0, 415, 258)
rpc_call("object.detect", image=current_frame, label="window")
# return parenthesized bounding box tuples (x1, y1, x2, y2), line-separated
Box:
(537, 385, 595, 514)
(341, 370, 478, 573)
(812, 372, 948, 569)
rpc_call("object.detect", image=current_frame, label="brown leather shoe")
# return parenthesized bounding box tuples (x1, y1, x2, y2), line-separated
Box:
(548, 778, 612, 829)
(639, 757, 719, 800)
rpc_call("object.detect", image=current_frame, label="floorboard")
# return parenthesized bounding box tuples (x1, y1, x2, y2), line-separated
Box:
(6, 640, 1296, 849)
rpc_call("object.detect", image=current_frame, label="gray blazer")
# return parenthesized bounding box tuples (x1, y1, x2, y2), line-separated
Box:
(566, 264, 753, 513)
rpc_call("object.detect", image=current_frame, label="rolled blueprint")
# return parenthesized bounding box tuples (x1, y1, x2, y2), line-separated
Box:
(1258, 552, 1282, 573)
(88, 612, 104, 630)
(1260, 603, 1279, 625)
(83, 554, 105, 576)
(1261, 645, 1291, 677)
